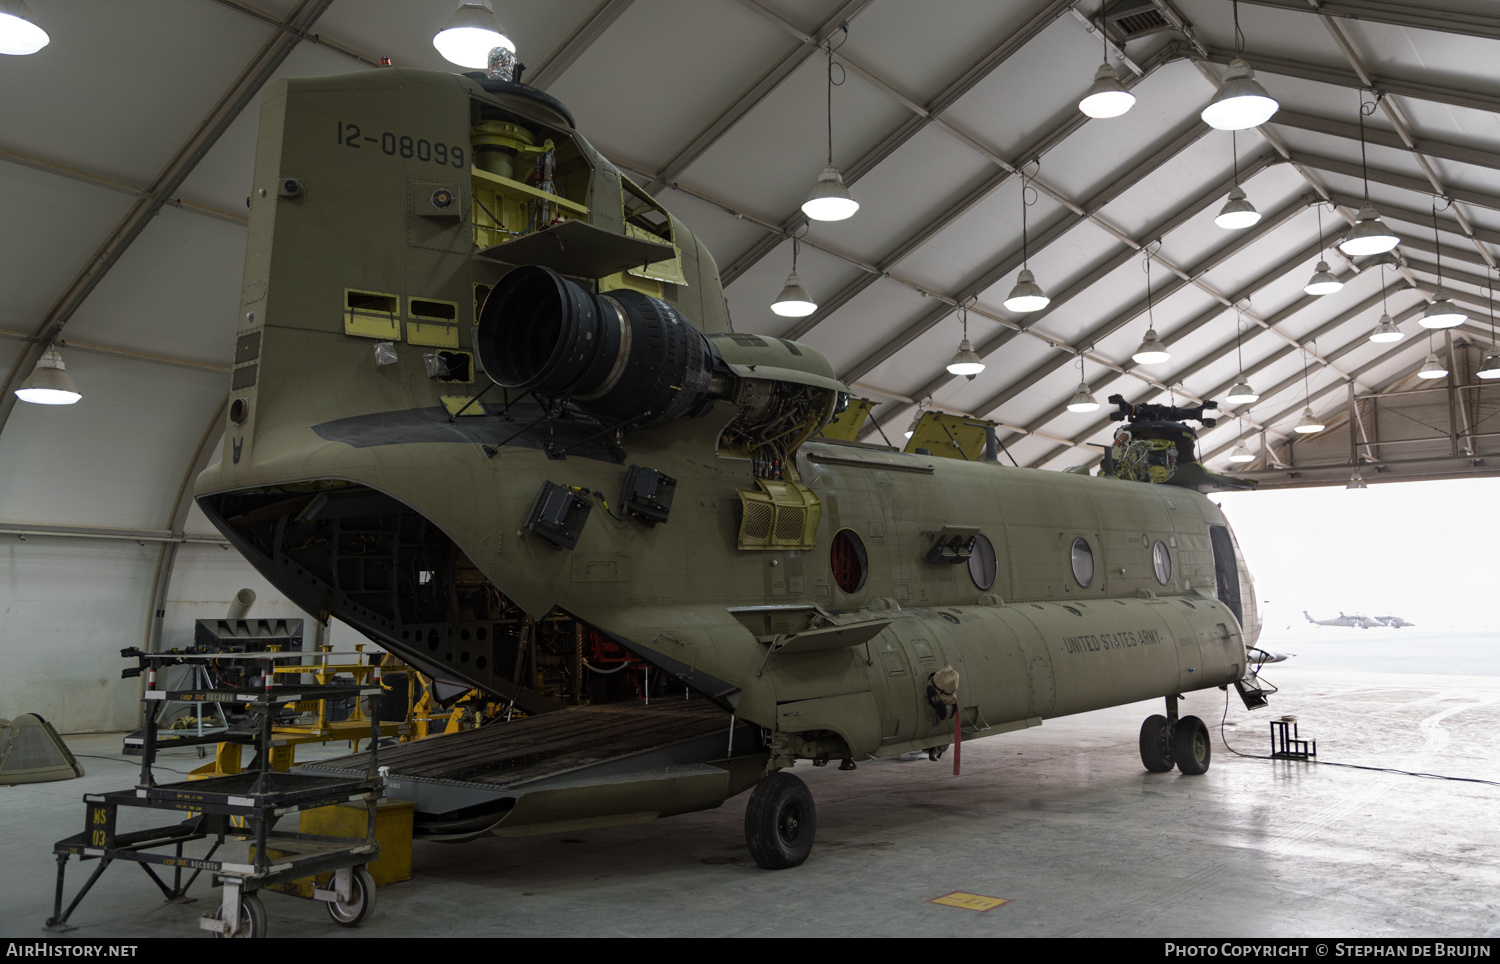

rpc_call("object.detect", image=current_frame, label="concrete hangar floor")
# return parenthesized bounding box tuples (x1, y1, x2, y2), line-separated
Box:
(5, 650, 1498, 939)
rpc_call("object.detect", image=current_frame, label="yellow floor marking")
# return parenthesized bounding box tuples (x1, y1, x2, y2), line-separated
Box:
(929, 891, 1011, 912)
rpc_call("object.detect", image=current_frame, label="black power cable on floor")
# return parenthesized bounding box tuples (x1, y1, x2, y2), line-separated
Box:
(1216, 683, 1500, 788)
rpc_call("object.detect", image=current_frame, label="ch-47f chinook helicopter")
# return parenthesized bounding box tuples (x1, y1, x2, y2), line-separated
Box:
(195, 63, 1271, 870)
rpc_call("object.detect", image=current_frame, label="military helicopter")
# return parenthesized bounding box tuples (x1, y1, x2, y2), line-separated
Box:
(195, 63, 1269, 870)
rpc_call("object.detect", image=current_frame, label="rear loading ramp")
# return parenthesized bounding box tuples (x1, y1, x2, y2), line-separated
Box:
(302, 701, 764, 840)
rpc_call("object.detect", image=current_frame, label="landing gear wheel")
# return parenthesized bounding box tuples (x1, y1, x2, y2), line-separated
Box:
(1172, 715, 1211, 775)
(326, 866, 377, 927)
(1139, 714, 1174, 772)
(215, 891, 267, 939)
(744, 772, 816, 869)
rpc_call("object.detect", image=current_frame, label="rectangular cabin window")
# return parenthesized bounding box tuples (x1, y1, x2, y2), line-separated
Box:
(1209, 525, 1242, 626)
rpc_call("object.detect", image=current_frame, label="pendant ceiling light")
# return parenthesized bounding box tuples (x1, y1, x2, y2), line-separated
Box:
(1066, 354, 1099, 412)
(946, 302, 985, 379)
(14, 345, 81, 405)
(1368, 265, 1404, 343)
(1417, 332, 1448, 380)
(802, 27, 858, 222)
(1132, 249, 1170, 364)
(1004, 168, 1049, 312)
(1346, 471, 1368, 490)
(0, 0, 47, 55)
(1078, 15, 1134, 119)
(1293, 348, 1324, 433)
(1225, 309, 1259, 403)
(433, 2, 513, 69)
(1303, 204, 1343, 295)
(1339, 95, 1400, 257)
(1215, 132, 1260, 230)
(1229, 415, 1256, 462)
(771, 236, 817, 317)
(1200, 1, 1278, 130)
(1479, 270, 1500, 380)
(1419, 200, 1467, 329)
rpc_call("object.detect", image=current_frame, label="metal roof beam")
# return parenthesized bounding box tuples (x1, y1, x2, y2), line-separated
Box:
(720, 0, 1079, 286)
(645, 0, 872, 192)
(1270, 111, 1500, 176)
(780, 45, 1180, 341)
(527, 0, 639, 90)
(837, 118, 1217, 384)
(1288, 151, 1500, 215)
(971, 195, 1315, 425)
(1036, 300, 1430, 470)
(1198, 311, 1433, 464)
(1232, 0, 1500, 43)
(1177, 44, 1500, 116)
(0, 0, 333, 441)
(1324, 193, 1500, 249)
(860, 155, 1286, 438)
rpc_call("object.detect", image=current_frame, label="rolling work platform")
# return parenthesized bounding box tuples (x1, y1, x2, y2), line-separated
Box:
(47, 649, 385, 938)
(304, 699, 765, 841)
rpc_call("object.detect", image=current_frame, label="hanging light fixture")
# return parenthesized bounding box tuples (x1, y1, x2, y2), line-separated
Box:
(1419, 199, 1467, 329)
(946, 302, 985, 379)
(1078, 15, 1134, 119)
(1293, 348, 1324, 433)
(1066, 354, 1099, 412)
(0, 0, 47, 55)
(1199, 1, 1278, 131)
(1215, 131, 1261, 229)
(1229, 414, 1256, 462)
(14, 345, 81, 405)
(1303, 204, 1343, 295)
(1346, 471, 1368, 490)
(433, 2, 513, 69)
(1479, 269, 1500, 380)
(1368, 265, 1404, 343)
(1132, 249, 1170, 364)
(802, 27, 858, 222)
(771, 236, 817, 317)
(1225, 310, 1259, 403)
(1339, 95, 1401, 257)
(904, 405, 926, 440)
(1417, 332, 1448, 380)
(1004, 168, 1049, 312)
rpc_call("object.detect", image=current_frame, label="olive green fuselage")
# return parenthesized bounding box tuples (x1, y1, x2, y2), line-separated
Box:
(195, 68, 1256, 813)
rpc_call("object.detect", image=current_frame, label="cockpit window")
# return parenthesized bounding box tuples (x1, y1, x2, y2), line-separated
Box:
(1152, 540, 1172, 585)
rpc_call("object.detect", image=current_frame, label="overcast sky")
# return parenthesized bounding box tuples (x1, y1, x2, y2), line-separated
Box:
(1216, 477, 1500, 635)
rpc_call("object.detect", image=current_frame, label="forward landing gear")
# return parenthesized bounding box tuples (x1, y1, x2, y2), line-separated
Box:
(1138, 699, 1211, 775)
(744, 772, 816, 869)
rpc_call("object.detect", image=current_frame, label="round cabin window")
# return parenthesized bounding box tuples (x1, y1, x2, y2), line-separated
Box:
(830, 529, 868, 593)
(968, 533, 997, 591)
(1070, 537, 1094, 588)
(1152, 540, 1172, 585)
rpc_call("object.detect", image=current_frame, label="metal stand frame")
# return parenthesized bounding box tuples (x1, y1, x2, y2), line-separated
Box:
(46, 649, 385, 938)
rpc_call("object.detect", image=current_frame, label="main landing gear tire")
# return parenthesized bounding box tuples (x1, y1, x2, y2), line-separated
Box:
(1139, 714, 1174, 773)
(1172, 715, 1211, 775)
(326, 866, 377, 927)
(215, 891, 267, 939)
(745, 772, 816, 870)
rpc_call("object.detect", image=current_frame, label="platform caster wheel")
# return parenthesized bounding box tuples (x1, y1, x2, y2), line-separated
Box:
(1139, 714, 1174, 773)
(1172, 715, 1211, 775)
(326, 866, 377, 927)
(215, 891, 267, 939)
(744, 772, 816, 869)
